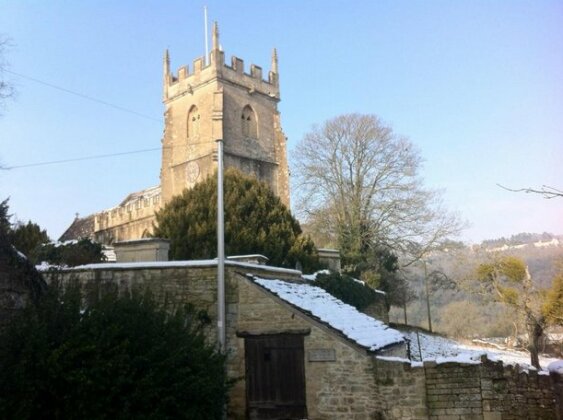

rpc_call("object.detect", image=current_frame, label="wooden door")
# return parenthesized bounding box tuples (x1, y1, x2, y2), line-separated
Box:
(245, 334, 307, 419)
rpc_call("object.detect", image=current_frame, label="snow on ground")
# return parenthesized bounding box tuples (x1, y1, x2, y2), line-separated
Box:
(548, 360, 563, 375)
(403, 329, 560, 371)
(252, 276, 404, 352)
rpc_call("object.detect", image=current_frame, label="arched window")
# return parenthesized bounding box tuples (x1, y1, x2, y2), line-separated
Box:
(187, 105, 200, 138)
(241, 105, 258, 138)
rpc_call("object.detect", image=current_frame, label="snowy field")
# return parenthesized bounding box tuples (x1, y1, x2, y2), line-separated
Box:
(401, 329, 560, 372)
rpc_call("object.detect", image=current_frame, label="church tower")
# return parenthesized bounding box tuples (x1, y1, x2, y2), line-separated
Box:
(60, 23, 290, 245)
(160, 23, 290, 206)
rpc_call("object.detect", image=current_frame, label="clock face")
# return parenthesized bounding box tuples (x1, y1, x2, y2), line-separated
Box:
(186, 161, 200, 183)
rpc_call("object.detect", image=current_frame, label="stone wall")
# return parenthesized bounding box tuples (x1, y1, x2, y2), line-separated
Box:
(113, 238, 170, 262)
(43, 263, 562, 419)
(44, 263, 393, 419)
(374, 359, 429, 419)
(479, 357, 558, 419)
(375, 356, 561, 420)
(423, 360, 483, 419)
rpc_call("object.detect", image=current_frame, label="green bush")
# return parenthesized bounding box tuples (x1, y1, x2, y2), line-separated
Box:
(10, 221, 50, 256)
(315, 271, 380, 311)
(31, 238, 105, 266)
(0, 282, 229, 420)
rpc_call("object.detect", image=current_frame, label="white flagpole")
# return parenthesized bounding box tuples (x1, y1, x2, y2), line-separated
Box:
(216, 139, 226, 352)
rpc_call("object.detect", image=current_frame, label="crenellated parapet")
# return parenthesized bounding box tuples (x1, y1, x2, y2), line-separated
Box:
(93, 186, 161, 240)
(163, 22, 280, 102)
(60, 19, 289, 244)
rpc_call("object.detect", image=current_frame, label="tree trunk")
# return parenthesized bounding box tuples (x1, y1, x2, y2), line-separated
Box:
(526, 315, 543, 370)
(424, 261, 432, 332)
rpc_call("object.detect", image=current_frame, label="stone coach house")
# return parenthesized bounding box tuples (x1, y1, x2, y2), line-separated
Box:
(45, 259, 405, 419)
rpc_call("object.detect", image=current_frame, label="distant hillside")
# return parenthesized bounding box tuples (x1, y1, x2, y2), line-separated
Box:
(476, 232, 563, 288)
(480, 232, 562, 250)
(391, 232, 563, 336)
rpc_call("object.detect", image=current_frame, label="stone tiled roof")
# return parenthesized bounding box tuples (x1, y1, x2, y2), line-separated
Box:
(58, 214, 95, 242)
(250, 275, 405, 353)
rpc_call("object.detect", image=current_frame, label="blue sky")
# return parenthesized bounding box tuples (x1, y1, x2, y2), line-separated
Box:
(1, 1, 562, 243)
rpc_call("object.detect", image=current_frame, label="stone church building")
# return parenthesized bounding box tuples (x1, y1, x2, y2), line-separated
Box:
(60, 23, 290, 244)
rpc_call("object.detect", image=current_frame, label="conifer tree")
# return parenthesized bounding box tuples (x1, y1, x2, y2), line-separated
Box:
(154, 169, 320, 272)
(0, 284, 228, 419)
(0, 198, 11, 238)
(10, 221, 50, 256)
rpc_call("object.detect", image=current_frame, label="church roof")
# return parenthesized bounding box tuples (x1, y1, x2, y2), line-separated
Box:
(58, 214, 95, 242)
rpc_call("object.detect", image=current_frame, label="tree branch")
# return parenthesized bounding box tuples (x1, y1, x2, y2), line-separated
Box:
(497, 184, 563, 199)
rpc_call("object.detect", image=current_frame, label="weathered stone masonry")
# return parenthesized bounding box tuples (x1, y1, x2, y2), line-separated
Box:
(60, 23, 290, 245)
(45, 263, 393, 419)
(375, 356, 562, 420)
(44, 263, 562, 419)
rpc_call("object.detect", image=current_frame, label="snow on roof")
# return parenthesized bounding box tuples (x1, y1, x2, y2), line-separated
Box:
(37, 259, 302, 276)
(251, 276, 404, 352)
(227, 254, 269, 260)
(113, 238, 169, 245)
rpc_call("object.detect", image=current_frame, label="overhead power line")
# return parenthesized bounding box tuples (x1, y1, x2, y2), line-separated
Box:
(3, 147, 161, 169)
(2, 141, 216, 170)
(4, 69, 162, 123)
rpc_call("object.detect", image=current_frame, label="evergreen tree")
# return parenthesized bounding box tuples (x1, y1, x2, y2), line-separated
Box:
(0, 283, 229, 419)
(31, 238, 105, 267)
(0, 198, 11, 238)
(154, 169, 320, 272)
(314, 271, 380, 311)
(345, 246, 414, 308)
(10, 221, 50, 256)
(0, 199, 47, 330)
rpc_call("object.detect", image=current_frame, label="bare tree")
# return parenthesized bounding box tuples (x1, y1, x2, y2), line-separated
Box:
(0, 35, 15, 169)
(293, 114, 464, 268)
(0, 35, 15, 112)
(498, 184, 563, 199)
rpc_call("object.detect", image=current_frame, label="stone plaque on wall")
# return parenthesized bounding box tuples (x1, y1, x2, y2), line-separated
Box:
(308, 348, 336, 362)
